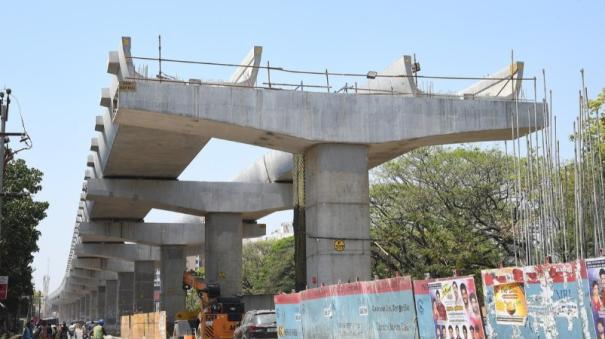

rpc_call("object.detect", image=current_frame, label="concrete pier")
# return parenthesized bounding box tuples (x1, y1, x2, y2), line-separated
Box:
(117, 272, 134, 316)
(304, 144, 370, 287)
(134, 260, 156, 312)
(83, 295, 90, 320)
(105, 279, 118, 330)
(160, 245, 186, 334)
(90, 291, 98, 320)
(97, 286, 106, 322)
(205, 213, 243, 296)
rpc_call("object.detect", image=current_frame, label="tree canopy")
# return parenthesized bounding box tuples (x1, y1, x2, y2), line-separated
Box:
(242, 236, 295, 295)
(369, 146, 516, 280)
(0, 159, 48, 331)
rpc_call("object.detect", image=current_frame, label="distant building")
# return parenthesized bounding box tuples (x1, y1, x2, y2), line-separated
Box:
(154, 268, 161, 312)
(244, 222, 293, 243)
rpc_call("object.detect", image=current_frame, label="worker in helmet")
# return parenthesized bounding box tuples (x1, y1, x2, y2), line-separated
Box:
(88, 319, 106, 339)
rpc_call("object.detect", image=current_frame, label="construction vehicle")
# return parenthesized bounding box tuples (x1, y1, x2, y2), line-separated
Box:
(176, 270, 244, 339)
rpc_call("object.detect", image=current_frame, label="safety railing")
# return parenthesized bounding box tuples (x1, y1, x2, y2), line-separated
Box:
(125, 55, 536, 102)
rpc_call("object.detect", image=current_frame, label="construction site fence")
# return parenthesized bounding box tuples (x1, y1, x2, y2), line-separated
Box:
(120, 311, 167, 339)
(275, 257, 605, 338)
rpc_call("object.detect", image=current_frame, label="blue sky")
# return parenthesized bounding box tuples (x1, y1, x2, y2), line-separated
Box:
(0, 0, 603, 292)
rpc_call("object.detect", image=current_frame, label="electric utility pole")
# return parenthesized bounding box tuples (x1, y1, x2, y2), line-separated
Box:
(0, 89, 8, 241)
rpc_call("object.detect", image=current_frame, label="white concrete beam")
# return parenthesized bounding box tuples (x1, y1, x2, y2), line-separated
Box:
(85, 179, 292, 220)
(70, 268, 118, 281)
(79, 221, 203, 245)
(115, 79, 545, 167)
(75, 243, 160, 262)
(79, 220, 265, 244)
(72, 257, 134, 272)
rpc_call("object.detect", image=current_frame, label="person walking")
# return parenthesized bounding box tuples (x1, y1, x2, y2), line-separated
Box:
(22, 321, 34, 339)
(55, 322, 68, 339)
(89, 320, 106, 339)
(73, 323, 84, 339)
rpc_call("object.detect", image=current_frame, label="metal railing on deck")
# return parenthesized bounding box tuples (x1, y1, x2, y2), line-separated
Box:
(126, 55, 535, 101)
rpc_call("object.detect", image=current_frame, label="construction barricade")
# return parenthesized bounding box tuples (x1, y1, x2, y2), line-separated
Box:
(275, 259, 605, 338)
(275, 276, 417, 338)
(119, 311, 167, 339)
(414, 275, 486, 339)
(481, 260, 594, 338)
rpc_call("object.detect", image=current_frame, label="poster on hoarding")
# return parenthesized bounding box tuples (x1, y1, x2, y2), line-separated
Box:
(586, 258, 605, 339)
(493, 282, 528, 325)
(426, 276, 485, 339)
(0, 276, 7, 300)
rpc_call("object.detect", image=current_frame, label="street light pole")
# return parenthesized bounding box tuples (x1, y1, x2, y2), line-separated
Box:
(0, 90, 5, 243)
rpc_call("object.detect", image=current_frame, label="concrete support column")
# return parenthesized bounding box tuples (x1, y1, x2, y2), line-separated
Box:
(79, 297, 85, 320)
(90, 291, 98, 320)
(97, 286, 106, 321)
(117, 272, 134, 316)
(105, 279, 118, 331)
(205, 213, 243, 296)
(160, 245, 186, 335)
(85, 294, 91, 320)
(134, 261, 156, 312)
(304, 144, 370, 288)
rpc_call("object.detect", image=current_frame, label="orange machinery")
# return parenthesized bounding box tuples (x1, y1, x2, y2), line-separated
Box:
(178, 270, 244, 339)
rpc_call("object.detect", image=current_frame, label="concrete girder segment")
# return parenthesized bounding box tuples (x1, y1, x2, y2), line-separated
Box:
(84, 179, 292, 220)
(98, 38, 211, 181)
(79, 221, 203, 245)
(70, 268, 118, 281)
(71, 257, 134, 272)
(75, 243, 160, 262)
(67, 275, 104, 287)
(78, 220, 265, 244)
(113, 76, 544, 167)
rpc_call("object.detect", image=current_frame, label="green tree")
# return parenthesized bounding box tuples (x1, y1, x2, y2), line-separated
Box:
(185, 267, 204, 311)
(0, 159, 48, 331)
(588, 87, 605, 112)
(370, 146, 516, 281)
(242, 237, 295, 294)
(563, 86, 605, 259)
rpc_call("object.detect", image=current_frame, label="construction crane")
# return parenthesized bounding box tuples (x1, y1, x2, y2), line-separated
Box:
(176, 270, 244, 339)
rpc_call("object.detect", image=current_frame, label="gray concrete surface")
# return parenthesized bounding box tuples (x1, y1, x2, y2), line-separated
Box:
(114, 77, 544, 167)
(304, 144, 371, 287)
(105, 279, 118, 332)
(84, 294, 90, 320)
(160, 245, 185, 335)
(233, 150, 294, 183)
(71, 268, 118, 281)
(134, 260, 155, 312)
(90, 291, 98, 320)
(78, 220, 266, 244)
(117, 272, 134, 316)
(205, 213, 243, 296)
(98, 285, 106, 323)
(85, 178, 292, 220)
(72, 257, 134, 272)
(75, 243, 160, 262)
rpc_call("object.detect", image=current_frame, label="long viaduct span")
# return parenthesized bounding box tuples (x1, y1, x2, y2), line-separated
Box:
(47, 37, 544, 332)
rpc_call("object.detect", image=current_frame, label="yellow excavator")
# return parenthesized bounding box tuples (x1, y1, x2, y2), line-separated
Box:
(176, 270, 244, 339)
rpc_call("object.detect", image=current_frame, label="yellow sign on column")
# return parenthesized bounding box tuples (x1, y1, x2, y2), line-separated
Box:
(334, 240, 345, 251)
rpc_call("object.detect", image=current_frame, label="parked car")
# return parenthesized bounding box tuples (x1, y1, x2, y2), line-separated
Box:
(233, 310, 277, 339)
